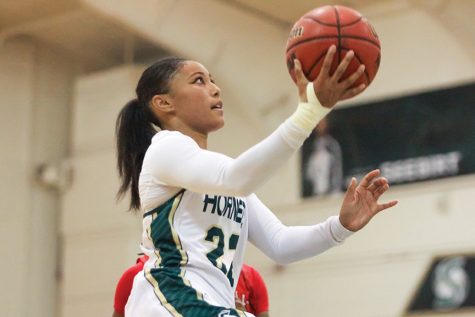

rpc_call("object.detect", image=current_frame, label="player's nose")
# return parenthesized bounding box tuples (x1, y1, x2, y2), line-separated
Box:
(210, 82, 221, 97)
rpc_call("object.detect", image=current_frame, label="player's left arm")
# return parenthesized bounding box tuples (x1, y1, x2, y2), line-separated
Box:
(247, 193, 346, 264)
(247, 169, 396, 264)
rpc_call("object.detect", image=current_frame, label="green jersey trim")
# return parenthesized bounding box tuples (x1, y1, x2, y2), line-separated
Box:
(144, 190, 246, 317)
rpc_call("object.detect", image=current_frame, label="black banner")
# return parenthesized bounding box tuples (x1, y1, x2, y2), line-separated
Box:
(407, 255, 475, 313)
(301, 82, 475, 197)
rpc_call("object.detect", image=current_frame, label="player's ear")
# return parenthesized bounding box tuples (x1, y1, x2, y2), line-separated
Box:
(151, 94, 174, 113)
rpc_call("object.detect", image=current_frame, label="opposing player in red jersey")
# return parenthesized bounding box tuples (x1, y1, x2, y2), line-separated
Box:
(235, 264, 269, 317)
(112, 255, 148, 317)
(113, 259, 269, 317)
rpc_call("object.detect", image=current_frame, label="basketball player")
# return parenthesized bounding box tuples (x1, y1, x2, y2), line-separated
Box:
(115, 45, 398, 317)
(112, 258, 269, 317)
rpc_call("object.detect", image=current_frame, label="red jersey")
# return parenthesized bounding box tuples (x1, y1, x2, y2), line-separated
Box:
(235, 264, 269, 315)
(113, 255, 148, 315)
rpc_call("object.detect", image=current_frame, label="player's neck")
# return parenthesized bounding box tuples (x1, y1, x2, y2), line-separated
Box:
(179, 127, 208, 149)
(190, 132, 208, 149)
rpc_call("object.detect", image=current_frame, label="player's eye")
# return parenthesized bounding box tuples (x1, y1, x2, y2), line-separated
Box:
(193, 76, 205, 84)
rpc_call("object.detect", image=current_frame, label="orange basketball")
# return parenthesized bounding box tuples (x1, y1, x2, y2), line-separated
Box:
(285, 5, 381, 88)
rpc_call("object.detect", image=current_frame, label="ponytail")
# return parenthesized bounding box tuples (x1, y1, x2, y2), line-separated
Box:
(116, 98, 157, 210)
(116, 56, 186, 211)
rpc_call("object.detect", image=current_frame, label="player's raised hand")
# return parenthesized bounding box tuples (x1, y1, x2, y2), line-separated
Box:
(338, 169, 398, 232)
(294, 45, 367, 108)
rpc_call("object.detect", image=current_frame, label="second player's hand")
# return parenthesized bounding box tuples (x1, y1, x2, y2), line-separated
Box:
(294, 45, 367, 108)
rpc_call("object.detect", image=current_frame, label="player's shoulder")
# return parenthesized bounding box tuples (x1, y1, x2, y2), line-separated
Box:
(146, 130, 200, 159)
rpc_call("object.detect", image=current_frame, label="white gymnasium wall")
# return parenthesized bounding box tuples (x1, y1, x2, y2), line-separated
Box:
(60, 66, 145, 316)
(0, 39, 75, 317)
(352, 1, 475, 104)
(0, 39, 36, 317)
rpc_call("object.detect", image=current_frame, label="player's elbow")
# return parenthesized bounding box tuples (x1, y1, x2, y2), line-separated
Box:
(271, 255, 295, 266)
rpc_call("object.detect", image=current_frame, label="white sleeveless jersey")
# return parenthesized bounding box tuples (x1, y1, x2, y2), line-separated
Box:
(140, 189, 248, 309)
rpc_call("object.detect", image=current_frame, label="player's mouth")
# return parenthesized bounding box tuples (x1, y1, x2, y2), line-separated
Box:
(211, 101, 223, 110)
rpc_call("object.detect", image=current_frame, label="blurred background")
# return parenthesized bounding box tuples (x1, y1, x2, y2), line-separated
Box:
(1, 0, 474, 316)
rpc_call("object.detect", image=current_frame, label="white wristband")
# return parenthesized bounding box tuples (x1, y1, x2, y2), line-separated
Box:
(289, 83, 331, 132)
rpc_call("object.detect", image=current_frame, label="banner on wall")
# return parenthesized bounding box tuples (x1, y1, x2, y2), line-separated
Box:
(301, 82, 475, 198)
(406, 254, 475, 314)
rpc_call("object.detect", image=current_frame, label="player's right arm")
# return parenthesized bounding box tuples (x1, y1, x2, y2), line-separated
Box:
(146, 48, 364, 198)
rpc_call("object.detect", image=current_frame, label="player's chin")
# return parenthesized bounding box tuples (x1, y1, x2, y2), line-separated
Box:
(204, 117, 225, 133)
(213, 118, 225, 131)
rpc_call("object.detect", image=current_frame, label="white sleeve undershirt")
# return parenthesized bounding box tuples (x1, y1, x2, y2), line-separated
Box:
(247, 194, 353, 264)
(144, 118, 310, 197)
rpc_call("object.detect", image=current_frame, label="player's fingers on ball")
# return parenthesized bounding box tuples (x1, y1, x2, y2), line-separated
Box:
(332, 50, 354, 82)
(342, 64, 365, 89)
(340, 84, 366, 100)
(293, 60, 309, 102)
(294, 59, 308, 85)
(293, 59, 303, 74)
(293, 58, 301, 68)
(320, 45, 336, 77)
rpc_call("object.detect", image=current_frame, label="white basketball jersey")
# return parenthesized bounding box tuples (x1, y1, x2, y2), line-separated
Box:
(141, 189, 249, 308)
